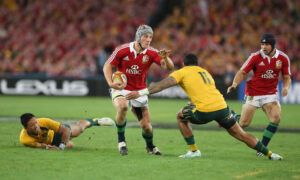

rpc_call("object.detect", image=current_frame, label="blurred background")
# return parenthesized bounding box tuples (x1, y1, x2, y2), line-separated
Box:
(0, 0, 299, 101)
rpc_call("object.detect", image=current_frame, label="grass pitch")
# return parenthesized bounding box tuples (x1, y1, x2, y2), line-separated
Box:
(0, 95, 300, 179)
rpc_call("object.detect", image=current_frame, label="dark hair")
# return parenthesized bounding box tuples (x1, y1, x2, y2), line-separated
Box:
(260, 33, 276, 49)
(183, 54, 198, 66)
(20, 113, 35, 128)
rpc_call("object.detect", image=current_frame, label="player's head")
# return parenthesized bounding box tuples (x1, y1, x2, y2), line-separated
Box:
(20, 113, 35, 128)
(20, 113, 40, 135)
(135, 24, 153, 49)
(260, 33, 276, 55)
(183, 54, 198, 66)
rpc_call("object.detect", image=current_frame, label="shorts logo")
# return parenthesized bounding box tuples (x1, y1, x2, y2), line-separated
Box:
(142, 55, 149, 64)
(261, 69, 275, 79)
(275, 60, 282, 69)
(126, 65, 141, 75)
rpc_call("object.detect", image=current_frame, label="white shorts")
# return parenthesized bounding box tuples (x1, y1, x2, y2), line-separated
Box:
(110, 88, 148, 107)
(244, 94, 279, 108)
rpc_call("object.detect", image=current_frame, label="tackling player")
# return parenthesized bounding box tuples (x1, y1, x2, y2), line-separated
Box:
(227, 33, 291, 156)
(103, 24, 174, 155)
(19, 113, 114, 150)
(126, 54, 283, 160)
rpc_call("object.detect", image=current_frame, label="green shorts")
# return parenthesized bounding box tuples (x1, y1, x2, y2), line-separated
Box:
(51, 124, 71, 146)
(189, 107, 236, 129)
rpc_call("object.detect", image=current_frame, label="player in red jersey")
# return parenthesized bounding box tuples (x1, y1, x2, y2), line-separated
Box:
(103, 24, 174, 155)
(227, 33, 291, 156)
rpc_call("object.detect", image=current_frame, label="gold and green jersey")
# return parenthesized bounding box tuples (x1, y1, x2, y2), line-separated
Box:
(19, 118, 61, 147)
(170, 66, 227, 112)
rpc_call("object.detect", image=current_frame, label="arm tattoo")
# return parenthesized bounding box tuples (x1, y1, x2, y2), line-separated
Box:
(148, 77, 177, 94)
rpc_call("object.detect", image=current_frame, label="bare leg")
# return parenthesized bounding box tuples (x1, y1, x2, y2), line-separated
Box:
(69, 120, 91, 138)
(239, 104, 257, 128)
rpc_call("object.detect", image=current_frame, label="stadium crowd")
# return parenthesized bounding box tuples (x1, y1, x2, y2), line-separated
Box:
(0, 0, 299, 81)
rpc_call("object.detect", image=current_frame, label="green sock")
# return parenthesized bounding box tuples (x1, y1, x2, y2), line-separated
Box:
(262, 122, 278, 147)
(116, 121, 126, 142)
(142, 131, 154, 149)
(86, 118, 98, 127)
(254, 141, 269, 155)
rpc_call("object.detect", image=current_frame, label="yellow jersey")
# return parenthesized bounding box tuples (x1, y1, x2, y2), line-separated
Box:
(170, 66, 227, 112)
(19, 118, 61, 147)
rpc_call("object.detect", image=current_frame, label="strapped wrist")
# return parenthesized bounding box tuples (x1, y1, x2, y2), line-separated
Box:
(59, 143, 66, 150)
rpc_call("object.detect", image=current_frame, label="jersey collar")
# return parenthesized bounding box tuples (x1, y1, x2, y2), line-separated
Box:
(260, 49, 279, 59)
(129, 42, 148, 58)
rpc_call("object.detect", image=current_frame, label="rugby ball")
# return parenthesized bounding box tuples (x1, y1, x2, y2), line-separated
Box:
(112, 71, 127, 86)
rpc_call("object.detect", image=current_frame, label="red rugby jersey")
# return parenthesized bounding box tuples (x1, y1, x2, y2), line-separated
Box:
(241, 49, 291, 96)
(107, 42, 162, 90)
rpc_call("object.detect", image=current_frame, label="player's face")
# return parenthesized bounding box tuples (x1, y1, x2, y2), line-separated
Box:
(261, 43, 272, 55)
(140, 33, 153, 48)
(26, 117, 41, 136)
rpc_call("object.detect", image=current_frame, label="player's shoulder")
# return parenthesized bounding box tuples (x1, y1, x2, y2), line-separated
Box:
(249, 50, 261, 59)
(276, 49, 290, 61)
(114, 43, 130, 52)
(147, 46, 159, 53)
(37, 118, 56, 125)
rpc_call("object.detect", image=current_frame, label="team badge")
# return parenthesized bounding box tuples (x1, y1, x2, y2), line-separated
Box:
(142, 55, 149, 64)
(275, 60, 282, 69)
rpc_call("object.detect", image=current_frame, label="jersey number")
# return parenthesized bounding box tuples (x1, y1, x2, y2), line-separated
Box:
(199, 72, 211, 84)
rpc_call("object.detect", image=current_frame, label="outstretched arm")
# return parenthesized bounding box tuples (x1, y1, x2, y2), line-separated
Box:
(227, 70, 247, 94)
(126, 77, 177, 100)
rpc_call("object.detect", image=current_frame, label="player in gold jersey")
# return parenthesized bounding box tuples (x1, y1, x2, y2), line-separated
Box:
(126, 54, 283, 160)
(19, 113, 115, 150)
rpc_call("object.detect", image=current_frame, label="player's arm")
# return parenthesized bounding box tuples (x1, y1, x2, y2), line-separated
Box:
(23, 141, 59, 150)
(103, 61, 124, 90)
(57, 125, 71, 150)
(282, 75, 291, 96)
(227, 70, 247, 93)
(126, 76, 177, 99)
(159, 49, 174, 70)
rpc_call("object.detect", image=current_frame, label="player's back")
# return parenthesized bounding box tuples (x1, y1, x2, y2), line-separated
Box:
(170, 66, 227, 112)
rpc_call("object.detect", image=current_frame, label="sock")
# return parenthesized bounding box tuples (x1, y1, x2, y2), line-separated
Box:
(184, 135, 198, 152)
(86, 118, 98, 127)
(142, 131, 154, 150)
(116, 121, 126, 142)
(254, 141, 269, 156)
(262, 122, 278, 147)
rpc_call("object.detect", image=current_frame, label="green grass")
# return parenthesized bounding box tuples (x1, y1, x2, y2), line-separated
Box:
(0, 95, 300, 179)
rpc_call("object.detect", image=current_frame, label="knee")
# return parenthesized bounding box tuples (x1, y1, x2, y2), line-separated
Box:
(117, 103, 128, 112)
(239, 121, 249, 128)
(271, 115, 281, 124)
(141, 123, 152, 132)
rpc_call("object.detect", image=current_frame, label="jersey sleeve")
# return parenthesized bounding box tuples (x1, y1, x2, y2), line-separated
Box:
(153, 51, 162, 66)
(241, 54, 256, 73)
(282, 56, 291, 75)
(107, 46, 122, 66)
(169, 69, 183, 83)
(38, 118, 61, 133)
(19, 129, 39, 147)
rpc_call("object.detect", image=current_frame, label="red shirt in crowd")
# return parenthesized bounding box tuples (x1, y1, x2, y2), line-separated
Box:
(241, 49, 291, 96)
(107, 42, 162, 90)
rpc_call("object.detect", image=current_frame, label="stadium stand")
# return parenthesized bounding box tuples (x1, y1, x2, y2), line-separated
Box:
(0, 0, 299, 81)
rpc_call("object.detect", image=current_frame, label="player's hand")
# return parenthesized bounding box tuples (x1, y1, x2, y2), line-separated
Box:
(109, 82, 125, 90)
(46, 145, 60, 150)
(227, 83, 237, 94)
(158, 49, 171, 59)
(125, 91, 140, 100)
(281, 87, 288, 97)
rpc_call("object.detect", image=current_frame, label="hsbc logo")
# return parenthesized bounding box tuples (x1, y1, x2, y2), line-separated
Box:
(0, 79, 89, 96)
(261, 70, 276, 79)
(126, 65, 141, 75)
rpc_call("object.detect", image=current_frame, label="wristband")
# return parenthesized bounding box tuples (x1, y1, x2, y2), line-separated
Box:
(138, 88, 149, 96)
(59, 143, 66, 150)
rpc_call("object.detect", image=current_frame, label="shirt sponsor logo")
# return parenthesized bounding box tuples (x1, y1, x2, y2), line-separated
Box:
(261, 69, 276, 79)
(126, 65, 141, 74)
(276, 60, 282, 69)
